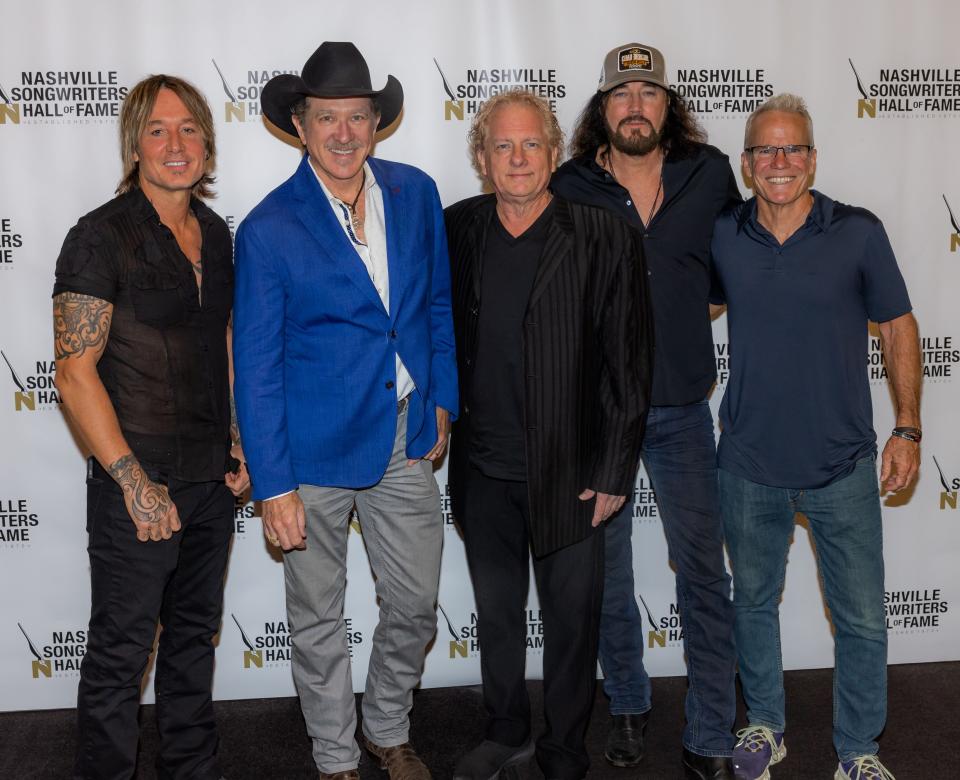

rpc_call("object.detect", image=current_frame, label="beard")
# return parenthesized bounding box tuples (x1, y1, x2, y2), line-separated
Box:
(606, 115, 663, 156)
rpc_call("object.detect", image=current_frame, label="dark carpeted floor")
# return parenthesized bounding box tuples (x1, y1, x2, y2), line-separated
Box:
(1, 662, 956, 779)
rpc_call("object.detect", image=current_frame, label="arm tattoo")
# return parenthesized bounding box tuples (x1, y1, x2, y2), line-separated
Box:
(107, 454, 169, 526)
(230, 394, 242, 447)
(53, 292, 112, 360)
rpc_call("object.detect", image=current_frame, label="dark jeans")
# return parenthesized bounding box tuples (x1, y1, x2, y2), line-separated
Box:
(720, 458, 887, 760)
(599, 401, 736, 755)
(459, 466, 604, 780)
(74, 460, 234, 780)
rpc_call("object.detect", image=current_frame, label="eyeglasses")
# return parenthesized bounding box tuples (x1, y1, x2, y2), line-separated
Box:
(745, 144, 814, 161)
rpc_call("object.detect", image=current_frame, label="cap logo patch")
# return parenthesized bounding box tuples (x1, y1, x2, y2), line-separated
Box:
(619, 47, 652, 72)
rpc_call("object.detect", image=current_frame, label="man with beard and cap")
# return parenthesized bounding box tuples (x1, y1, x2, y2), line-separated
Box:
(232, 42, 457, 780)
(552, 43, 742, 780)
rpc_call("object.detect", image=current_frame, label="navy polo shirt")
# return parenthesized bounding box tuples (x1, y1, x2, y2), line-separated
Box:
(711, 191, 912, 489)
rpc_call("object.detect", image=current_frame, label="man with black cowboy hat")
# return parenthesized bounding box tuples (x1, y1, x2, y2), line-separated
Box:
(232, 42, 457, 780)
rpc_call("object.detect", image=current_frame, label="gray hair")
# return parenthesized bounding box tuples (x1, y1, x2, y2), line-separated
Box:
(468, 90, 565, 180)
(744, 93, 814, 148)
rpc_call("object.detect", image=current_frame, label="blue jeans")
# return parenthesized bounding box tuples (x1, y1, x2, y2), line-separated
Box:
(719, 458, 887, 761)
(600, 401, 736, 755)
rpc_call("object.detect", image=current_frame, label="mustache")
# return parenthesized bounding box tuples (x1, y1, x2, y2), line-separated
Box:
(618, 115, 653, 131)
(325, 141, 365, 152)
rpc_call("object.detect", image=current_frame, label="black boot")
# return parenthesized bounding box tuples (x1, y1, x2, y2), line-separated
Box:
(682, 747, 734, 780)
(604, 712, 649, 767)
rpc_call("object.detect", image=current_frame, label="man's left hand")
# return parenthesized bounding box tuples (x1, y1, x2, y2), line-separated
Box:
(880, 435, 920, 493)
(409, 407, 451, 465)
(579, 489, 626, 527)
(225, 442, 251, 497)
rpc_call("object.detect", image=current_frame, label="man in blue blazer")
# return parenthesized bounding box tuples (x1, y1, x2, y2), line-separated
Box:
(232, 42, 457, 780)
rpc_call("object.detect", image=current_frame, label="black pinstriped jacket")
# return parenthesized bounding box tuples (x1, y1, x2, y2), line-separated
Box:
(444, 194, 652, 556)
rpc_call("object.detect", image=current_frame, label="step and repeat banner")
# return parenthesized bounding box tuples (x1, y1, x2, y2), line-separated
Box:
(1, 1, 958, 711)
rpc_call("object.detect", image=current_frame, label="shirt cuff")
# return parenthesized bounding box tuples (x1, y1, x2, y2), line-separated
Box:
(263, 489, 296, 502)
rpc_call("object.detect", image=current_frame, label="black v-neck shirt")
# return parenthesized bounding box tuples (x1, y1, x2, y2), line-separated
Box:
(469, 200, 555, 480)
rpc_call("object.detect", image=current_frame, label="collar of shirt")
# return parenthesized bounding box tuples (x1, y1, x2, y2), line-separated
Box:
(127, 185, 218, 229)
(737, 189, 834, 243)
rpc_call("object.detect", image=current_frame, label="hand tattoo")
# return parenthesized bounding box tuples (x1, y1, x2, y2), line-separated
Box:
(107, 454, 170, 526)
(53, 292, 112, 360)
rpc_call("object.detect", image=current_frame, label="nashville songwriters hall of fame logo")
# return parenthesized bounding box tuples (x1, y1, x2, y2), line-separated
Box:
(433, 58, 565, 121)
(945, 195, 960, 253)
(0, 71, 127, 125)
(644, 598, 684, 649)
(211, 60, 299, 124)
(2, 350, 60, 411)
(440, 602, 543, 658)
(18, 622, 85, 678)
(849, 59, 960, 118)
(932, 456, 960, 511)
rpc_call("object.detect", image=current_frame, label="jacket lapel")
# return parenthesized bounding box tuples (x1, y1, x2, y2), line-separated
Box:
(291, 155, 387, 316)
(371, 158, 405, 325)
(528, 197, 573, 309)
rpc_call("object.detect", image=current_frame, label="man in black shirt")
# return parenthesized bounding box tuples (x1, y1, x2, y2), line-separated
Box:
(446, 91, 651, 780)
(551, 43, 741, 780)
(53, 75, 248, 780)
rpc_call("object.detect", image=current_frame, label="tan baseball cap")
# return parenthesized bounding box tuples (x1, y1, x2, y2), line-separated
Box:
(598, 43, 669, 92)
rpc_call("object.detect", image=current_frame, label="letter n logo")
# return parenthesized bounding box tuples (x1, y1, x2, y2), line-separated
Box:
(647, 630, 666, 649)
(32, 659, 52, 678)
(940, 491, 958, 510)
(14, 390, 35, 411)
(225, 102, 245, 123)
(857, 98, 876, 118)
(444, 100, 464, 121)
(951, 234, 959, 252)
(0, 104, 20, 124)
(449, 640, 468, 658)
(243, 649, 263, 668)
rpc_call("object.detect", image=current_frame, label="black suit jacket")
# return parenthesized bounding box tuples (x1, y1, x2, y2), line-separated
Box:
(444, 194, 652, 556)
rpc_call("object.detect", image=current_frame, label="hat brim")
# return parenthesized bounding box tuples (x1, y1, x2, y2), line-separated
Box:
(599, 73, 669, 93)
(262, 74, 403, 138)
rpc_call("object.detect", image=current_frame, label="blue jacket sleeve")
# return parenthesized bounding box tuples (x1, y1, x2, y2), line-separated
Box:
(425, 179, 459, 421)
(232, 218, 298, 500)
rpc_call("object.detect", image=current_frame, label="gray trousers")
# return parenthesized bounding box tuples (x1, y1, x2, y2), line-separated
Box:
(284, 406, 443, 773)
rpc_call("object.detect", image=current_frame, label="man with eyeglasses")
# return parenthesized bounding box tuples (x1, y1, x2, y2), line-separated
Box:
(552, 43, 741, 780)
(711, 93, 921, 780)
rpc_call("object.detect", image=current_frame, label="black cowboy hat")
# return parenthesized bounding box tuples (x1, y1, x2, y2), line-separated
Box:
(261, 41, 403, 137)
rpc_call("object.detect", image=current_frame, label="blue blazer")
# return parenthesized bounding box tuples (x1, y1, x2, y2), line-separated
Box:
(233, 155, 458, 500)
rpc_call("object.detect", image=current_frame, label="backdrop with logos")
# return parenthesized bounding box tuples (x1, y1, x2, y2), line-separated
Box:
(1, 0, 958, 711)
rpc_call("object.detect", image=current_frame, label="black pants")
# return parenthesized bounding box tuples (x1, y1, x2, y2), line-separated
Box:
(74, 460, 234, 780)
(460, 466, 604, 780)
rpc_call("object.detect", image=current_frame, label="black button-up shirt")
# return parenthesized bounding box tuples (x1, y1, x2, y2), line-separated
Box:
(552, 143, 741, 406)
(53, 187, 234, 481)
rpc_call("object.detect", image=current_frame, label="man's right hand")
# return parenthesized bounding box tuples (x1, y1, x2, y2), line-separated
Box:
(125, 479, 181, 542)
(262, 491, 307, 551)
(107, 454, 181, 542)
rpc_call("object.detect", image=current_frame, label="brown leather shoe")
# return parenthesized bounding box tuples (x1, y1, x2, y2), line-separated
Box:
(364, 738, 431, 780)
(318, 771, 359, 780)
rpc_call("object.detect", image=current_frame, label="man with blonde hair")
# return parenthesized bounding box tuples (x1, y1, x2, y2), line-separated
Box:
(712, 93, 920, 780)
(446, 90, 652, 780)
(53, 74, 247, 780)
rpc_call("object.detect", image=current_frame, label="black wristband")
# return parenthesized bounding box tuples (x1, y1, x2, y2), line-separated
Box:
(891, 426, 922, 443)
